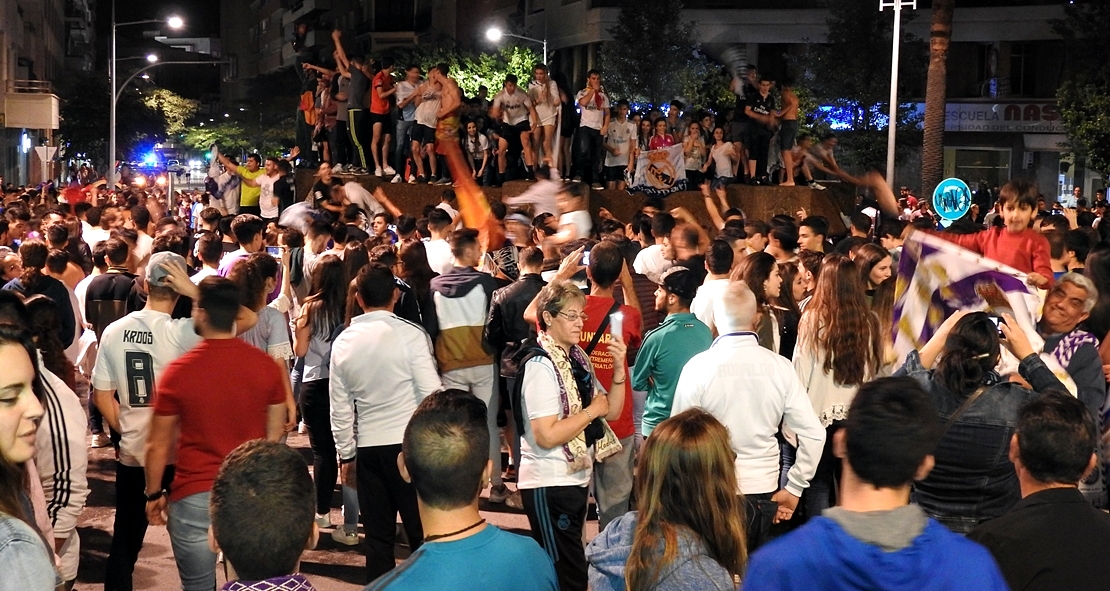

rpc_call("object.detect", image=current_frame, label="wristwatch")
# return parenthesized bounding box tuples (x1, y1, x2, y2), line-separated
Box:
(145, 489, 167, 502)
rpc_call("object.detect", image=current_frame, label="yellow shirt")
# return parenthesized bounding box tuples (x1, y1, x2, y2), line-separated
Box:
(237, 165, 265, 206)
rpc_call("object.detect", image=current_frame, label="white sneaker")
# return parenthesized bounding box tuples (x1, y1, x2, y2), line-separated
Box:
(315, 514, 331, 528)
(383, 165, 396, 176)
(408, 174, 417, 184)
(391, 175, 402, 183)
(331, 526, 359, 546)
(91, 433, 111, 448)
(332, 164, 345, 173)
(374, 166, 384, 176)
(807, 180, 827, 190)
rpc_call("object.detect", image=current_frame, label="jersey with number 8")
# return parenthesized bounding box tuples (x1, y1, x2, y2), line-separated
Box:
(91, 309, 201, 467)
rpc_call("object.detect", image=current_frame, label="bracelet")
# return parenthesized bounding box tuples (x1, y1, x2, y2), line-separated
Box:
(145, 489, 167, 502)
(584, 408, 594, 421)
(612, 375, 627, 385)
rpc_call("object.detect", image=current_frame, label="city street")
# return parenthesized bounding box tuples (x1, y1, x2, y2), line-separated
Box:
(72, 433, 599, 590)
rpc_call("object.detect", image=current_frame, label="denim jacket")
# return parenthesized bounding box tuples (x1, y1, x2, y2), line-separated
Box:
(896, 350, 1065, 533)
(0, 511, 60, 590)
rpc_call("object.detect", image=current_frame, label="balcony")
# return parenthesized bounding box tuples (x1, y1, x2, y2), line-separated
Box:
(2, 81, 60, 130)
(282, 0, 331, 27)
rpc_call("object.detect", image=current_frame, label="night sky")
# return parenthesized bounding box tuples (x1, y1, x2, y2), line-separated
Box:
(95, 0, 222, 42)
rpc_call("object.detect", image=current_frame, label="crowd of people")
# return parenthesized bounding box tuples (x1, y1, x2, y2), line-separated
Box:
(289, 29, 829, 193)
(3, 38, 1110, 591)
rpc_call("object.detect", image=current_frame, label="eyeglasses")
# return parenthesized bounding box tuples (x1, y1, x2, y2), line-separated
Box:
(557, 311, 587, 323)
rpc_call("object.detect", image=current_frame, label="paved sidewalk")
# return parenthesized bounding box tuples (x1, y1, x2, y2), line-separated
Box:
(73, 432, 600, 590)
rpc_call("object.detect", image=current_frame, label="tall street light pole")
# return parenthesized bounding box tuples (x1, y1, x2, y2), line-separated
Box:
(880, 0, 916, 190)
(109, 0, 183, 186)
(486, 27, 547, 65)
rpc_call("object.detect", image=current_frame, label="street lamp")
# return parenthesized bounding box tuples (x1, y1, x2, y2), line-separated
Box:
(486, 26, 547, 65)
(108, 0, 183, 185)
(880, 0, 917, 190)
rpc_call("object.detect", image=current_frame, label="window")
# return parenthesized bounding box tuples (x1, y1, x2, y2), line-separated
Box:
(1009, 42, 1035, 97)
(945, 147, 1011, 190)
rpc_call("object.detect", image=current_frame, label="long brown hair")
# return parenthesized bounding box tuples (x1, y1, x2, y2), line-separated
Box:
(0, 324, 45, 524)
(799, 253, 881, 386)
(626, 409, 747, 590)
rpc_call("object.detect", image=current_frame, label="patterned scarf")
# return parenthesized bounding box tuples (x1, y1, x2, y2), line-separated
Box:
(537, 332, 623, 473)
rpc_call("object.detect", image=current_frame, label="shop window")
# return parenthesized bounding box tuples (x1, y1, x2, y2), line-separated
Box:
(945, 147, 1012, 190)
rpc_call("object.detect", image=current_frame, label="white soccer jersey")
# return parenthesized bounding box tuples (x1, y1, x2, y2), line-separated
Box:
(91, 309, 201, 467)
(493, 89, 533, 126)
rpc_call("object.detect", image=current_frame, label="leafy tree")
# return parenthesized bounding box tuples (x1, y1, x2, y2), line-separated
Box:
(922, 0, 954, 197)
(789, 0, 927, 172)
(386, 45, 540, 98)
(180, 67, 299, 157)
(597, 0, 731, 110)
(143, 89, 199, 136)
(1051, 2, 1110, 175)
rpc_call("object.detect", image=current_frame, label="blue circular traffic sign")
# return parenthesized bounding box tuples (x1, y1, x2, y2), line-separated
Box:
(932, 178, 972, 221)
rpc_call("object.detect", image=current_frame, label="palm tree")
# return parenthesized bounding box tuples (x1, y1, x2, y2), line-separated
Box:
(921, 0, 954, 198)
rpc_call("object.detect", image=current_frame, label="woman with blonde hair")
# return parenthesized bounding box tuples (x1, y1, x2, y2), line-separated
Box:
(793, 253, 882, 516)
(587, 408, 747, 591)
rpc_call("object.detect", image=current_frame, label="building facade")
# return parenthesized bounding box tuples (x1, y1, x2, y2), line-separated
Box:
(0, 0, 71, 187)
(519, 0, 1091, 198)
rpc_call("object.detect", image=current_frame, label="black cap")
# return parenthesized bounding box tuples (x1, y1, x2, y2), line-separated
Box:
(657, 266, 699, 300)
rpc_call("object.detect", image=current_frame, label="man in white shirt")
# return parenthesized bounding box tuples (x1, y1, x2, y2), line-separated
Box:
(633, 212, 675, 283)
(424, 208, 455, 274)
(243, 157, 280, 221)
(394, 66, 422, 182)
(554, 182, 593, 243)
(528, 64, 561, 169)
(689, 240, 734, 336)
(83, 206, 113, 249)
(190, 233, 222, 285)
(491, 74, 540, 177)
(572, 69, 610, 190)
(92, 252, 202, 590)
(604, 100, 635, 190)
(671, 281, 825, 550)
(330, 263, 442, 581)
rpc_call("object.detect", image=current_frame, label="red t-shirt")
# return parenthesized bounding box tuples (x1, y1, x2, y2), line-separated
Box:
(930, 226, 1054, 287)
(579, 296, 643, 439)
(154, 339, 286, 501)
(371, 71, 394, 115)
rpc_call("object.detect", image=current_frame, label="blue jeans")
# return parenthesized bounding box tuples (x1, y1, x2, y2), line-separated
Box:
(168, 492, 217, 591)
(394, 119, 415, 175)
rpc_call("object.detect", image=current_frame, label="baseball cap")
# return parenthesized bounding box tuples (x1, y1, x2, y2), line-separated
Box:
(146, 251, 187, 288)
(657, 266, 699, 301)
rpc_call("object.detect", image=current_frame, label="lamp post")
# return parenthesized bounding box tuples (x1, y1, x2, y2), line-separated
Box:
(879, 0, 916, 189)
(486, 27, 547, 65)
(109, 0, 183, 186)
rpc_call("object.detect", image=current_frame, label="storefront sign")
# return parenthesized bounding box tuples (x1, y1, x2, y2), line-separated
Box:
(945, 102, 1063, 133)
(933, 178, 972, 221)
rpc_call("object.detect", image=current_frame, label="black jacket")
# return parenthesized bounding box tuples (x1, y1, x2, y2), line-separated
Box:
(969, 487, 1110, 591)
(485, 273, 546, 378)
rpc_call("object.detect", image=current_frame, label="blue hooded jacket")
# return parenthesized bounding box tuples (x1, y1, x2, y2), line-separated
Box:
(744, 515, 1009, 591)
(586, 511, 736, 591)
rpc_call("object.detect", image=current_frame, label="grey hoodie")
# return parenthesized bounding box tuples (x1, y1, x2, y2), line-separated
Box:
(586, 511, 737, 591)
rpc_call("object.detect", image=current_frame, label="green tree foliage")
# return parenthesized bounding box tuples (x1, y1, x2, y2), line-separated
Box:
(57, 73, 168, 169)
(789, 0, 927, 172)
(1051, 2, 1110, 175)
(386, 45, 540, 98)
(143, 89, 199, 136)
(597, 0, 731, 110)
(181, 67, 299, 157)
